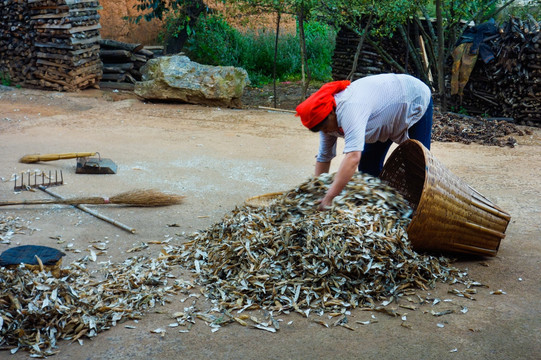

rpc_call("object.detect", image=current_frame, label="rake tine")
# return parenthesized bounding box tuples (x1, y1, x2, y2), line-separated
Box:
(14, 172, 23, 191)
(14, 170, 65, 191)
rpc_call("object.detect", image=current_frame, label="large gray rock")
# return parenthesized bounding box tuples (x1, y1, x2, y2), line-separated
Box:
(134, 55, 249, 108)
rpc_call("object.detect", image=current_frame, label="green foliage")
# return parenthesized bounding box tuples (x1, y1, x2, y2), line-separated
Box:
(184, 15, 241, 66)
(0, 71, 10, 86)
(450, 105, 469, 115)
(317, 0, 424, 38)
(496, 0, 541, 21)
(128, 0, 209, 52)
(183, 14, 334, 86)
(157, 8, 199, 44)
(303, 20, 336, 81)
(160, 11, 184, 42)
(129, 0, 206, 23)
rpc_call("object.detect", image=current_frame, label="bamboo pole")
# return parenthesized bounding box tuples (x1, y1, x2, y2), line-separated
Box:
(258, 106, 296, 114)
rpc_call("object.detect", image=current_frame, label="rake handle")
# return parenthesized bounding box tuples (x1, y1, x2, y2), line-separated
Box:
(39, 187, 136, 234)
(19, 152, 97, 163)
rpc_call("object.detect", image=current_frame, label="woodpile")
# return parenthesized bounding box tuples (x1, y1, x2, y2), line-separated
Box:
(0, 0, 102, 91)
(456, 17, 541, 126)
(0, 0, 36, 85)
(333, 17, 539, 126)
(99, 39, 156, 90)
(331, 27, 406, 81)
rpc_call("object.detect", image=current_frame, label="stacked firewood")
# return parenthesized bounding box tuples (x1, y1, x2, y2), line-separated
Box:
(99, 39, 155, 89)
(31, 0, 102, 91)
(0, 0, 36, 85)
(332, 27, 405, 80)
(459, 18, 541, 126)
(333, 17, 539, 126)
(0, 0, 102, 91)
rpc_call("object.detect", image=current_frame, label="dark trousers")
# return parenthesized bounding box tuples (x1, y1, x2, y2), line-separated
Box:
(358, 98, 433, 177)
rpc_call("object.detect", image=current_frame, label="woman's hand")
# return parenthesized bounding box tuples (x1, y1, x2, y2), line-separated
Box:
(317, 151, 361, 210)
(317, 195, 334, 211)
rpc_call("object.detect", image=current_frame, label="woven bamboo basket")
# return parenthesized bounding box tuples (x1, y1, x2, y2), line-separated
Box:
(245, 192, 284, 207)
(380, 139, 511, 257)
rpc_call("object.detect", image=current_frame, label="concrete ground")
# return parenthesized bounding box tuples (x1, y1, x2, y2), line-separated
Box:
(0, 86, 539, 359)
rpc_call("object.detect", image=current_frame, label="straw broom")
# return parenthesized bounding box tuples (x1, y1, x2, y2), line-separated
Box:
(0, 189, 185, 207)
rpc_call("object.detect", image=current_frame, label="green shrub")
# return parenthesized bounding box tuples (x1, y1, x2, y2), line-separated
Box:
(181, 14, 335, 86)
(0, 71, 11, 86)
(303, 20, 336, 82)
(183, 15, 241, 67)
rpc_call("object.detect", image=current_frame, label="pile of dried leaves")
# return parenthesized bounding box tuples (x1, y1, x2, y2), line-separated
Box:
(0, 214, 35, 245)
(0, 253, 188, 357)
(432, 112, 530, 147)
(178, 173, 468, 315)
(0, 174, 478, 355)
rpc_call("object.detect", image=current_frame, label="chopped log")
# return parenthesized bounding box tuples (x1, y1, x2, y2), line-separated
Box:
(99, 49, 135, 62)
(102, 63, 134, 73)
(136, 48, 155, 58)
(98, 81, 135, 91)
(99, 39, 144, 53)
(98, 39, 155, 85)
(101, 73, 127, 82)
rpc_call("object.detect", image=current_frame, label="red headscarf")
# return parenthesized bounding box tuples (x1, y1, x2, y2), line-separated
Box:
(295, 80, 350, 129)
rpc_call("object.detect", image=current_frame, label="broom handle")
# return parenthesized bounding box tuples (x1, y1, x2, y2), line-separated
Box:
(0, 199, 60, 206)
(0, 197, 101, 206)
(19, 152, 97, 163)
(39, 187, 136, 234)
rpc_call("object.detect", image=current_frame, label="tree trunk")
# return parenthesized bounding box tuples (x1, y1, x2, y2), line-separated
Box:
(436, 0, 446, 111)
(297, 7, 310, 100)
(165, 0, 206, 54)
(347, 14, 373, 81)
(398, 24, 429, 84)
(273, 11, 281, 108)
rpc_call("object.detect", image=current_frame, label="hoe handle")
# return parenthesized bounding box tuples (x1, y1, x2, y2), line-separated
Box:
(19, 152, 96, 163)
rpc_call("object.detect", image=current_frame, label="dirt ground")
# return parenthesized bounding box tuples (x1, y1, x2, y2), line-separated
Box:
(0, 84, 540, 360)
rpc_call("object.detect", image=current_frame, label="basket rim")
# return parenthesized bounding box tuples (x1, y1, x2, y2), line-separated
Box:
(245, 191, 284, 206)
(406, 138, 429, 209)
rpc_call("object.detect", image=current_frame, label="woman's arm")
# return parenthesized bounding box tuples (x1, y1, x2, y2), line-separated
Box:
(318, 151, 361, 210)
(315, 161, 331, 176)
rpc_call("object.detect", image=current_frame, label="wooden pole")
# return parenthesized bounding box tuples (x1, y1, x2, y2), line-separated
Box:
(39, 186, 136, 234)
